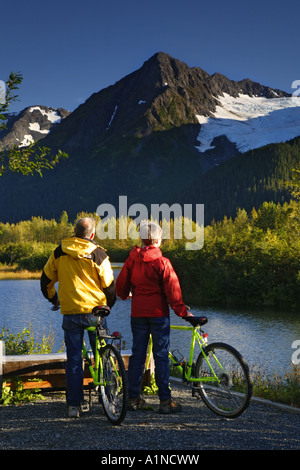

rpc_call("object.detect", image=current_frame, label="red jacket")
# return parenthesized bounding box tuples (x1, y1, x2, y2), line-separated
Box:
(116, 245, 188, 318)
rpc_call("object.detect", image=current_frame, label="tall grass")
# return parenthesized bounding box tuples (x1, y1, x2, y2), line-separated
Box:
(251, 365, 300, 408)
(0, 323, 56, 355)
(0, 264, 41, 279)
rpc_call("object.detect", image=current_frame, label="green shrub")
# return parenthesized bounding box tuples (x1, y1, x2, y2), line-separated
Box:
(1, 378, 45, 405)
(0, 324, 54, 355)
(251, 365, 300, 408)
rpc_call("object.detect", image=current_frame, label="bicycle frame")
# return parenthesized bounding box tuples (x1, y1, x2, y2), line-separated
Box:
(147, 324, 221, 385)
(82, 326, 103, 387)
(83, 326, 125, 386)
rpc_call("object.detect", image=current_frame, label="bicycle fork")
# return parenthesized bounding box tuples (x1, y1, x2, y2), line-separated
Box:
(194, 332, 223, 384)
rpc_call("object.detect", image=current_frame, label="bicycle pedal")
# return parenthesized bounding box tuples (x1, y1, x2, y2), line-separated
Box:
(80, 402, 90, 412)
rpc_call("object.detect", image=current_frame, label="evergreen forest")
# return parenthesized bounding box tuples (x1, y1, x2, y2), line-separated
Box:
(0, 194, 299, 311)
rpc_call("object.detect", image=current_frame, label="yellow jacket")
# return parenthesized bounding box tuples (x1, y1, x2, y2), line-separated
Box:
(41, 237, 116, 314)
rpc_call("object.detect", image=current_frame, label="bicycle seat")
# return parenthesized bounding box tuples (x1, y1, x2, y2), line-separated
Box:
(184, 316, 207, 327)
(92, 305, 111, 317)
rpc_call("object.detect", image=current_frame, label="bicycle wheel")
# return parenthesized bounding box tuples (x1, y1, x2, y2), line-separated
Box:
(98, 344, 128, 425)
(195, 342, 252, 419)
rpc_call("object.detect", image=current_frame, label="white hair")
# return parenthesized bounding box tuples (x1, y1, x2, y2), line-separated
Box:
(139, 220, 162, 246)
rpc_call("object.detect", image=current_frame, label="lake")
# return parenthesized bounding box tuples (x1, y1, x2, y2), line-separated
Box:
(0, 274, 299, 377)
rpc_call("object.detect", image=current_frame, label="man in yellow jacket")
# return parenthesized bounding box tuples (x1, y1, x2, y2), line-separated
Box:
(41, 217, 116, 418)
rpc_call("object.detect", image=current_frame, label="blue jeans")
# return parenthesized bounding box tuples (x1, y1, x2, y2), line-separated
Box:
(62, 313, 106, 407)
(128, 316, 171, 401)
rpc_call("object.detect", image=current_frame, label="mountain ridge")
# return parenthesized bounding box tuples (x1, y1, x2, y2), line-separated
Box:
(1, 52, 292, 154)
(0, 52, 299, 224)
(0, 106, 70, 150)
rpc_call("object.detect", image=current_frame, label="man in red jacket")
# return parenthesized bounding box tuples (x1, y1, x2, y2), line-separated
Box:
(116, 220, 194, 414)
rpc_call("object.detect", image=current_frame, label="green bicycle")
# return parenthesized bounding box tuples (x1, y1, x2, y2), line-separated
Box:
(83, 306, 128, 425)
(147, 315, 252, 419)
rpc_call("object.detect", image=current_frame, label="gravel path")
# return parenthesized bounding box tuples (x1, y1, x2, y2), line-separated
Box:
(0, 381, 299, 451)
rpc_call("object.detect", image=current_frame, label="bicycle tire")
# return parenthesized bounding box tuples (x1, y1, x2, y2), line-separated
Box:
(98, 344, 128, 425)
(194, 342, 252, 419)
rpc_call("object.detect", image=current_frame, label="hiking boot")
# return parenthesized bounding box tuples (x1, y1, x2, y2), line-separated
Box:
(128, 396, 146, 411)
(68, 406, 80, 418)
(159, 398, 182, 414)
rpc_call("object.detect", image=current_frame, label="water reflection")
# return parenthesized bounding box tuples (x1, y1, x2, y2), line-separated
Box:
(0, 278, 299, 376)
(0, 279, 64, 351)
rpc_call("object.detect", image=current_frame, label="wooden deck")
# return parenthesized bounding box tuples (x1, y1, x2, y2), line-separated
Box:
(1, 349, 150, 391)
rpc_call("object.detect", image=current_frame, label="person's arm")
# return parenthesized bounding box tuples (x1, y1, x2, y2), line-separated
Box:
(162, 259, 190, 318)
(97, 256, 116, 308)
(40, 252, 59, 306)
(116, 258, 132, 300)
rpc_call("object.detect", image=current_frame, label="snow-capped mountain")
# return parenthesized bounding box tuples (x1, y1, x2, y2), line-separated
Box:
(0, 52, 300, 224)
(196, 93, 300, 154)
(1, 53, 300, 162)
(0, 105, 70, 150)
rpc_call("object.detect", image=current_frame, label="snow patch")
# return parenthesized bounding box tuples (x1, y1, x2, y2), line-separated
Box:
(196, 93, 300, 153)
(29, 106, 62, 124)
(29, 122, 49, 134)
(19, 135, 34, 147)
(106, 105, 118, 131)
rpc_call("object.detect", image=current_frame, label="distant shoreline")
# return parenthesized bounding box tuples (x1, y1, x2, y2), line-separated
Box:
(0, 264, 123, 280)
(0, 266, 41, 280)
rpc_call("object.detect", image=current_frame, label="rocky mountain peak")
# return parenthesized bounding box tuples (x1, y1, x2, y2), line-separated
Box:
(0, 51, 296, 169)
(0, 105, 70, 150)
(1, 52, 291, 152)
(0, 52, 299, 224)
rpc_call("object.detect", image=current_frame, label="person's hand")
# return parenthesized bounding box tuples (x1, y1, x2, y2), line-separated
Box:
(184, 316, 208, 327)
(184, 311, 194, 318)
(184, 305, 194, 318)
(51, 298, 60, 311)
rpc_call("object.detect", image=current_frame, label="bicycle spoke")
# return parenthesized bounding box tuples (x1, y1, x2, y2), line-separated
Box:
(99, 344, 128, 425)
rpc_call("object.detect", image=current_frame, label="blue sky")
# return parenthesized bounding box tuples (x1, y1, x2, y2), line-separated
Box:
(2, 0, 300, 113)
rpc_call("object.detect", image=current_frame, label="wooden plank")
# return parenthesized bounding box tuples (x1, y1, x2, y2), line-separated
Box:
(3, 353, 67, 376)
(6, 376, 67, 389)
(2, 350, 153, 390)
